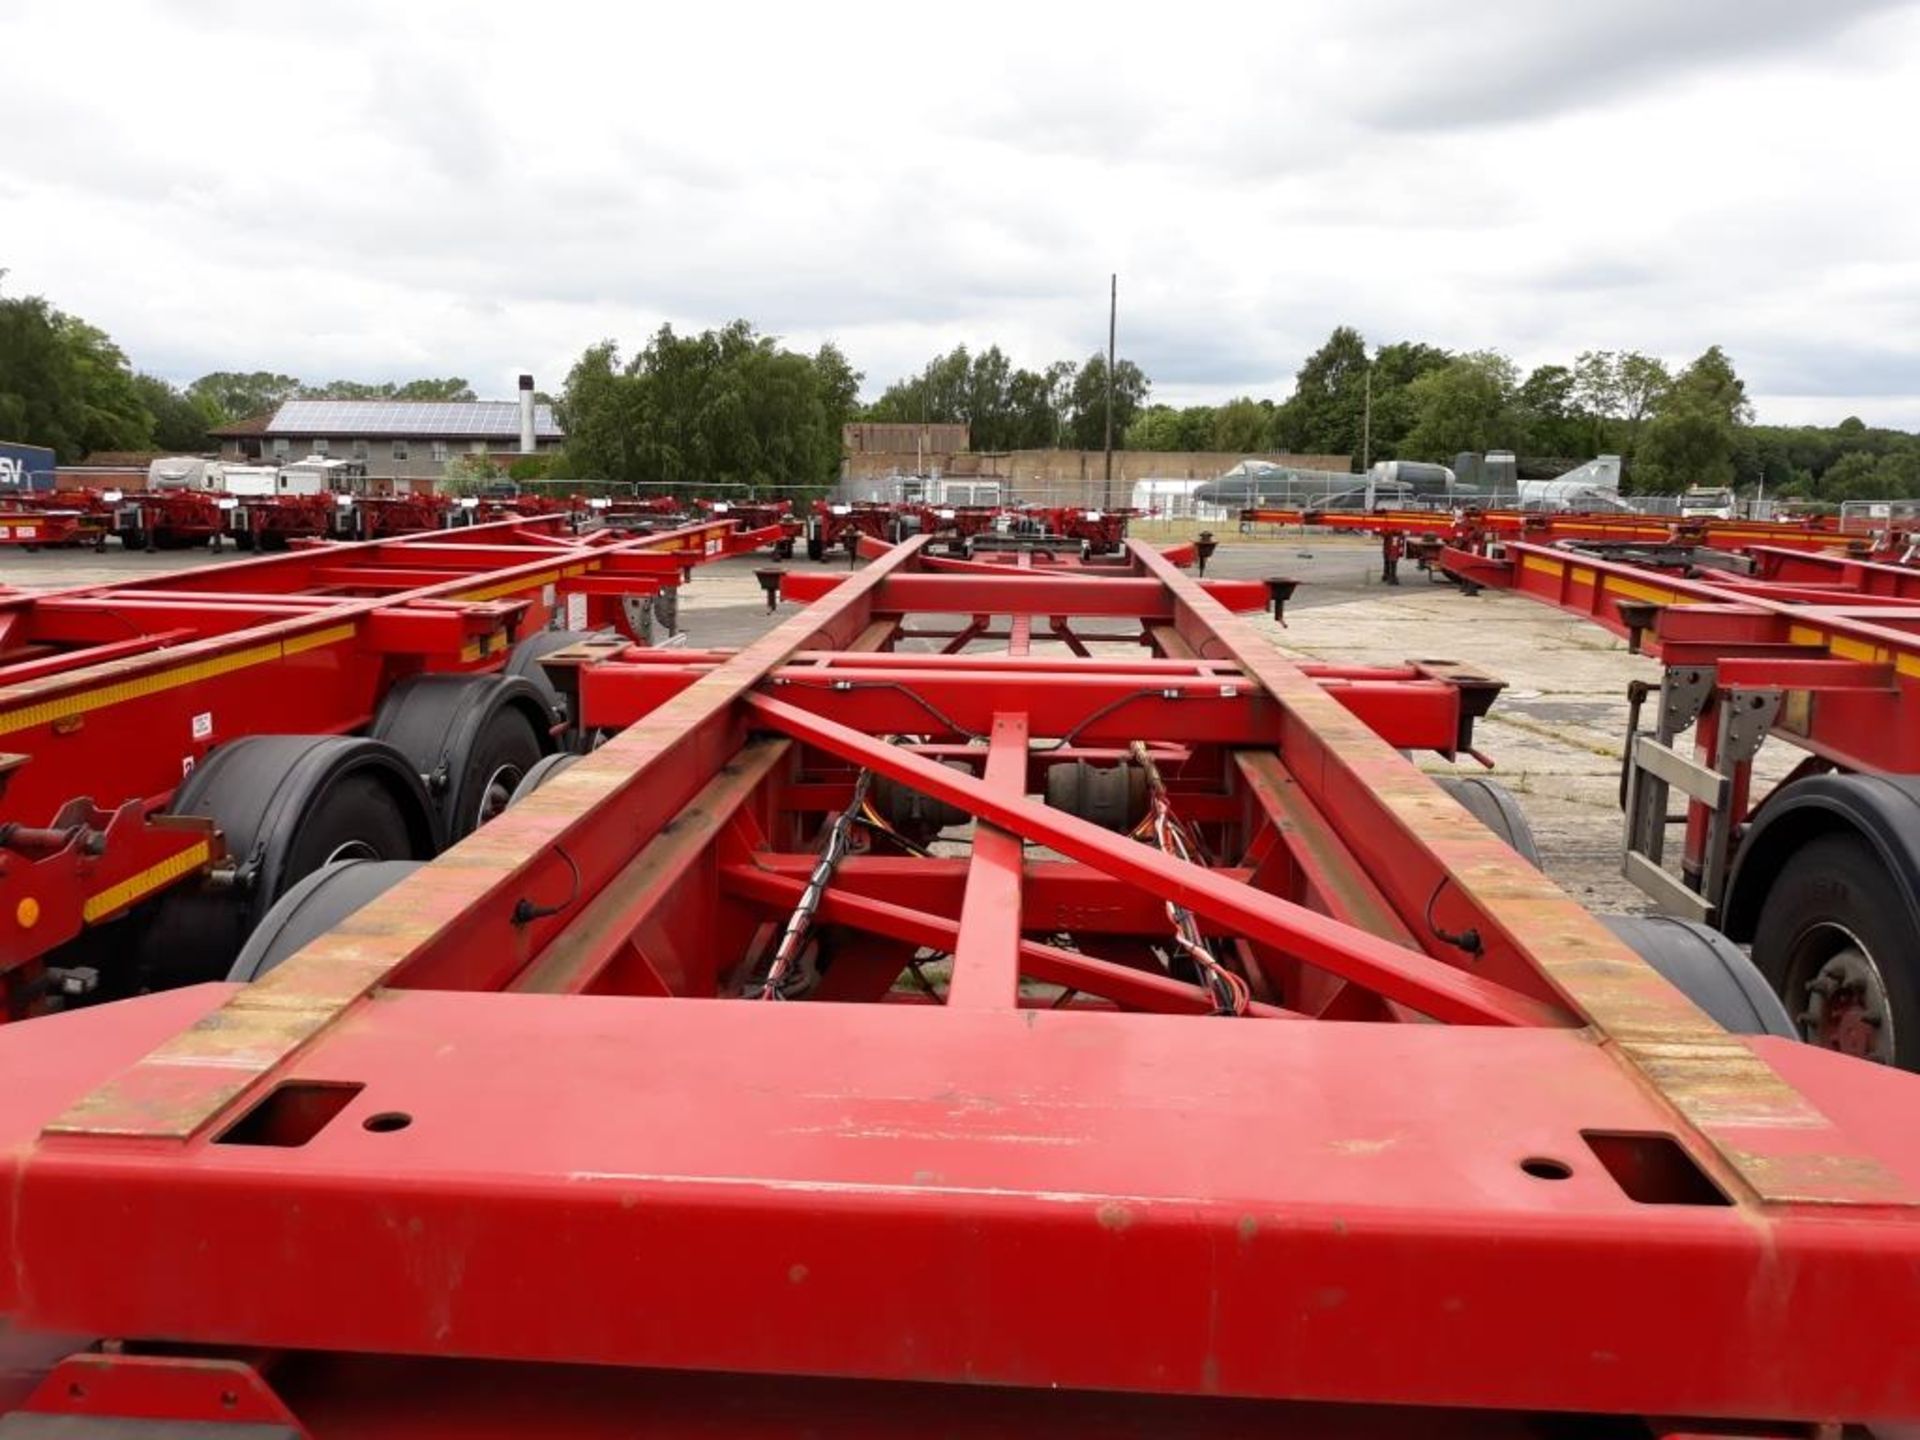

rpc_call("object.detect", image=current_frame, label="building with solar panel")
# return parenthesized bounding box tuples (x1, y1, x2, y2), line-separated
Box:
(211, 376, 563, 492)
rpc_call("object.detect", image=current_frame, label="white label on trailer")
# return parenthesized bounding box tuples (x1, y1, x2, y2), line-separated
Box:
(542, 583, 556, 607)
(12, 526, 36, 539)
(707, 537, 722, 554)
(712, 502, 731, 513)
(181, 756, 195, 778)
(937, 508, 955, 519)
(830, 504, 851, 515)
(589, 497, 611, 510)
(459, 497, 480, 509)
(216, 498, 239, 511)
(566, 593, 587, 630)
(191, 711, 213, 741)
(102, 490, 122, 503)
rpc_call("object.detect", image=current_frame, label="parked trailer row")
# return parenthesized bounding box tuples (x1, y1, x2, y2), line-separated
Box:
(1443, 534, 1920, 1070)
(0, 514, 781, 1015)
(0, 528, 1911, 1432)
(807, 500, 1137, 560)
(1239, 502, 1910, 561)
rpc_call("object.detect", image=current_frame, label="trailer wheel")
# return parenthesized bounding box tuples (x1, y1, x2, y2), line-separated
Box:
(1435, 776, 1542, 866)
(119, 528, 146, 552)
(1598, 913, 1796, 1038)
(508, 751, 585, 808)
(139, 736, 437, 987)
(806, 533, 825, 562)
(229, 859, 423, 982)
(506, 628, 607, 741)
(1751, 833, 1917, 1067)
(374, 674, 553, 841)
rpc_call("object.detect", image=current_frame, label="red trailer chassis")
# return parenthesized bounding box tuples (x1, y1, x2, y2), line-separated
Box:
(1444, 536, 1920, 1068)
(0, 534, 1914, 1433)
(0, 515, 778, 1012)
(1242, 504, 1890, 560)
(0, 492, 109, 550)
(810, 502, 1137, 561)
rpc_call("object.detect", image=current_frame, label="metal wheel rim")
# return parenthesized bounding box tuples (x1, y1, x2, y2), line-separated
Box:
(476, 762, 526, 828)
(323, 838, 381, 865)
(1790, 922, 1896, 1063)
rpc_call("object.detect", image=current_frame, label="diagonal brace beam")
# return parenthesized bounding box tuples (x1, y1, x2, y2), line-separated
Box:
(723, 864, 1299, 1019)
(744, 694, 1567, 1028)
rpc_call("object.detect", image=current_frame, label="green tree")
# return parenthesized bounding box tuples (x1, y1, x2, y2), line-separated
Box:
(1275, 326, 1369, 461)
(440, 452, 506, 495)
(1634, 346, 1752, 492)
(0, 287, 153, 461)
(555, 320, 844, 494)
(1572, 350, 1671, 461)
(1516, 364, 1584, 457)
(299, 377, 477, 401)
(1065, 353, 1149, 450)
(1005, 365, 1068, 448)
(185, 370, 305, 424)
(1123, 404, 1182, 451)
(812, 341, 863, 450)
(1398, 351, 1522, 460)
(1210, 396, 1274, 453)
(134, 374, 217, 452)
(1363, 340, 1452, 461)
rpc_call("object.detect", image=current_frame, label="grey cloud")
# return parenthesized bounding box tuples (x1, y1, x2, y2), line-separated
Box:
(1357, 0, 1904, 131)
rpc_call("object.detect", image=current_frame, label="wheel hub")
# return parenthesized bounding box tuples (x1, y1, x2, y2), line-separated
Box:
(477, 764, 526, 828)
(1798, 942, 1894, 1063)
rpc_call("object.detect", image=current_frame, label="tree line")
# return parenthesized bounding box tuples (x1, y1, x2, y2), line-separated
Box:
(7, 275, 1918, 501)
(1, 278, 479, 462)
(554, 322, 860, 491)
(871, 325, 1920, 500)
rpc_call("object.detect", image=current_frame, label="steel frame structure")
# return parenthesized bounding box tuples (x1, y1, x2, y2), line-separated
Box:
(0, 534, 1914, 1433)
(1239, 504, 1892, 560)
(0, 515, 777, 1006)
(1442, 537, 1920, 905)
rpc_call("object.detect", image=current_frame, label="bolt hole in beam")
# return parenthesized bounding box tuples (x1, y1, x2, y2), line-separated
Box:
(1520, 1156, 1573, 1181)
(214, 1081, 365, 1148)
(363, 1111, 414, 1134)
(1582, 1130, 1730, 1206)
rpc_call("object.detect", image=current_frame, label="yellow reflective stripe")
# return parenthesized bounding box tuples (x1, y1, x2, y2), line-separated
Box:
(0, 624, 359, 737)
(82, 840, 212, 923)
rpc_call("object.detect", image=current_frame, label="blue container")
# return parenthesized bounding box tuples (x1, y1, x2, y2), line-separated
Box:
(0, 442, 57, 493)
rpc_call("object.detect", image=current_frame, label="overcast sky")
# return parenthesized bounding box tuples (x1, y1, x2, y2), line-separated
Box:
(3, 0, 1917, 427)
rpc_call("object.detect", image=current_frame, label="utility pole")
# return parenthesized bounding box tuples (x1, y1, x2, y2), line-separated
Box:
(1103, 273, 1117, 509)
(1362, 359, 1373, 473)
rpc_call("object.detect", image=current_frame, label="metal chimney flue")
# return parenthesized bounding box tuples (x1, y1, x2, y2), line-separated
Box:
(517, 374, 536, 454)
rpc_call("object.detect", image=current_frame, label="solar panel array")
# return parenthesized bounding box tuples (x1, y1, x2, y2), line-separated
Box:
(271, 400, 563, 439)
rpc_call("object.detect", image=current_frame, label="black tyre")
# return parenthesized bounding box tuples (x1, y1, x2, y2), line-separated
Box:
(139, 736, 436, 987)
(508, 751, 584, 808)
(374, 674, 552, 841)
(505, 628, 606, 741)
(120, 528, 146, 551)
(230, 859, 423, 982)
(1436, 776, 1542, 866)
(1599, 913, 1795, 1039)
(1752, 833, 1918, 1068)
(806, 532, 825, 562)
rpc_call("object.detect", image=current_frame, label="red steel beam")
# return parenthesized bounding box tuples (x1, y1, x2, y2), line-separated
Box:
(744, 692, 1563, 1028)
(945, 713, 1028, 1008)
